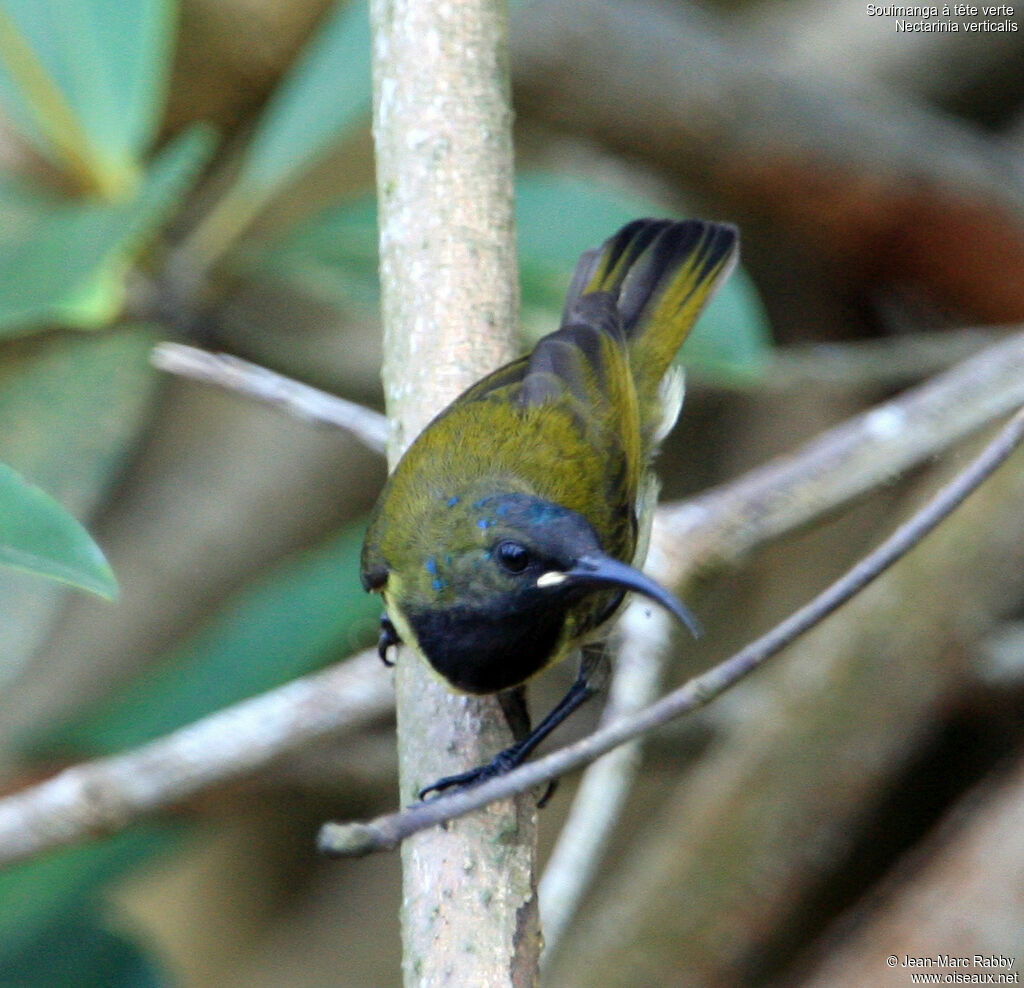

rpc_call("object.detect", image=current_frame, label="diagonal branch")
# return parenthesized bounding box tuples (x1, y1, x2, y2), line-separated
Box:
(150, 343, 388, 454)
(2, 330, 1023, 871)
(652, 326, 1024, 583)
(317, 404, 1024, 856)
(0, 650, 391, 868)
(540, 326, 1024, 952)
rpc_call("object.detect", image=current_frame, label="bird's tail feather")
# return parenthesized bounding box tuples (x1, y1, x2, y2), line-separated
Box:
(564, 218, 739, 387)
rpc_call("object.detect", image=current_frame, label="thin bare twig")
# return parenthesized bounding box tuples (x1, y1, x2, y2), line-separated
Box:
(0, 332, 1018, 871)
(651, 326, 1024, 581)
(317, 405, 1024, 856)
(539, 325, 1024, 955)
(151, 343, 388, 454)
(538, 605, 673, 956)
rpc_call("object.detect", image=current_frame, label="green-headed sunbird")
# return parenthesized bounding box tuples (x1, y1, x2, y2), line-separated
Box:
(361, 217, 739, 797)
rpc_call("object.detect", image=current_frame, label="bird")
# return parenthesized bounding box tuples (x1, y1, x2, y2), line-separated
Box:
(360, 217, 739, 798)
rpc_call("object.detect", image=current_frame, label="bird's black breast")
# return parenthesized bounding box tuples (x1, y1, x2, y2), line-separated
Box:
(404, 600, 567, 695)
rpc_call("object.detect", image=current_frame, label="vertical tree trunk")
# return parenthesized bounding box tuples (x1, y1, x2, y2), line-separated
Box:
(368, 0, 542, 984)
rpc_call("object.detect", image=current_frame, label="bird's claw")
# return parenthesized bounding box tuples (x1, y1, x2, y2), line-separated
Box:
(419, 748, 520, 800)
(377, 614, 400, 667)
(417, 744, 557, 806)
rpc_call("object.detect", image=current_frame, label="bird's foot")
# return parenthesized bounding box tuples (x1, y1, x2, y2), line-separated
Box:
(419, 744, 525, 799)
(418, 744, 557, 805)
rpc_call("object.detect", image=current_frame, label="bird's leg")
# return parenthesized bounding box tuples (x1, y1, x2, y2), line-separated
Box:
(497, 685, 532, 743)
(495, 685, 560, 806)
(419, 647, 608, 801)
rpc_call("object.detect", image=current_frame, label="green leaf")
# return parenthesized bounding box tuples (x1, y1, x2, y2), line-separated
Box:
(681, 261, 773, 382)
(0, 326, 159, 500)
(191, 0, 371, 260)
(239, 0, 371, 201)
(516, 173, 661, 316)
(0, 123, 215, 334)
(247, 174, 653, 314)
(237, 194, 380, 309)
(0, 827, 178, 959)
(0, 0, 176, 196)
(242, 173, 773, 381)
(0, 911, 169, 988)
(34, 522, 379, 755)
(515, 171, 773, 379)
(0, 462, 117, 599)
(0, 325, 158, 683)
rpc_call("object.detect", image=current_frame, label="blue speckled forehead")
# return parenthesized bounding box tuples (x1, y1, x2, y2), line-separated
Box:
(474, 493, 575, 522)
(423, 554, 447, 591)
(469, 493, 602, 553)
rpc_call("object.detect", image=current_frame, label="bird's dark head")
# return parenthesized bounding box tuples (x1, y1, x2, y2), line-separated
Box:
(362, 489, 697, 695)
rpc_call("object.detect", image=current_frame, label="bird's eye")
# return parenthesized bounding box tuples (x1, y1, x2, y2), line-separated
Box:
(495, 540, 531, 574)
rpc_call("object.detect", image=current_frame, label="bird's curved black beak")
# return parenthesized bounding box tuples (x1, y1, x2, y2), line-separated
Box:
(537, 554, 702, 639)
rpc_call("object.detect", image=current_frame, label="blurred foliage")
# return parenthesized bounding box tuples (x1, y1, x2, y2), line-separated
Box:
(0, 127, 212, 333)
(0, 462, 117, 598)
(14, 0, 1021, 982)
(241, 175, 773, 382)
(237, 193, 380, 310)
(0, 912, 170, 988)
(512, 172, 771, 380)
(0, 0, 173, 194)
(186, 0, 372, 266)
(0, 0, 769, 978)
(0, 827, 180, 988)
(0, 326, 157, 682)
(33, 522, 376, 755)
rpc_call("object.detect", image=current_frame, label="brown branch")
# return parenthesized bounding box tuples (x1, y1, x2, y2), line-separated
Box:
(650, 326, 1024, 583)
(150, 343, 388, 454)
(0, 651, 391, 868)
